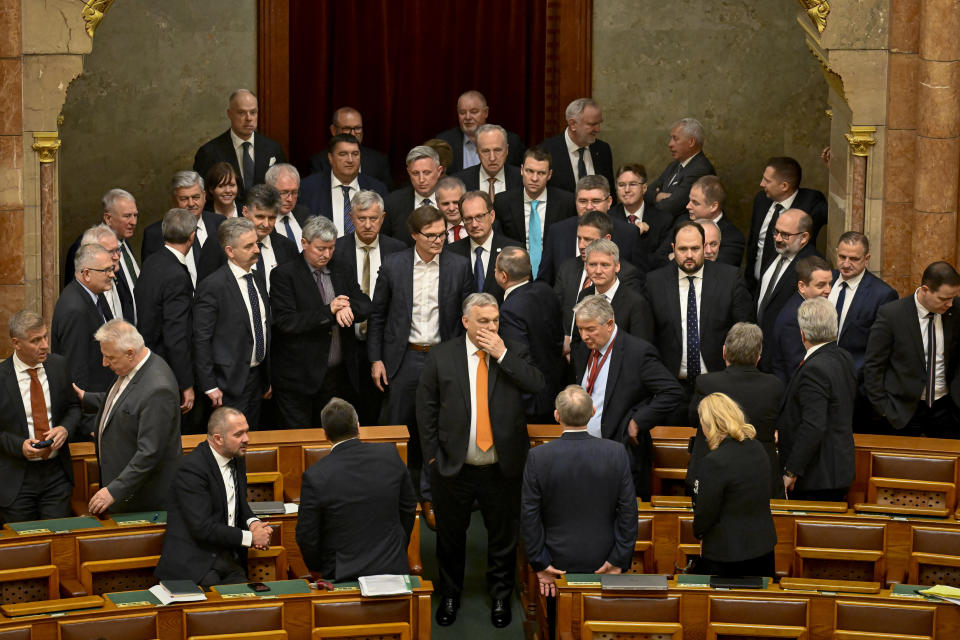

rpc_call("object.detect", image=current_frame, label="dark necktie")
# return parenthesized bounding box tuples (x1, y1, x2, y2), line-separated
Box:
(474, 246, 485, 292)
(281, 215, 295, 242)
(228, 458, 241, 526)
(686, 276, 701, 378)
(120, 241, 138, 284)
(359, 245, 372, 338)
(421, 198, 432, 208)
(96, 294, 113, 323)
(759, 203, 784, 277)
(241, 141, 254, 188)
(627, 214, 637, 225)
(927, 312, 937, 409)
(114, 264, 135, 321)
(835, 281, 848, 330)
(256, 241, 265, 277)
(666, 163, 682, 189)
(758, 257, 787, 320)
(577, 147, 587, 180)
(342, 185, 354, 234)
(26, 368, 51, 459)
(314, 269, 342, 366)
(243, 273, 266, 364)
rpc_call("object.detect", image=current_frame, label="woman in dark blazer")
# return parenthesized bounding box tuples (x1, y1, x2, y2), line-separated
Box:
(692, 393, 777, 577)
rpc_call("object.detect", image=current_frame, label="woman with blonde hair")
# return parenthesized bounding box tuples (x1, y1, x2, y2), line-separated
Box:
(692, 392, 777, 577)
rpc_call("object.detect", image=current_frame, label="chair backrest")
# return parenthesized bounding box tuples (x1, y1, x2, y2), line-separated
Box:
(707, 595, 809, 640)
(245, 447, 279, 472)
(794, 520, 886, 582)
(0, 541, 58, 603)
(867, 452, 957, 512)
(0, 627, 30, 640)
(651, 440, 690, 496)
(76, 530, 165, 564)
(302, 446, 332, 471)
(834, 600, 935, 639)
(910, 525, 960, 586)
(184, 604, 284, 638)
(0, 541, 51, 569)
(58, 612, 158, 640)
(76, 530, 164, 594)
(581, 594, 682, 640)
(311, 598, 411, 628)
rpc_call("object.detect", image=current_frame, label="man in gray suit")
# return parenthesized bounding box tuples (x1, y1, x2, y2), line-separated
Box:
(77, 320, 182, 515)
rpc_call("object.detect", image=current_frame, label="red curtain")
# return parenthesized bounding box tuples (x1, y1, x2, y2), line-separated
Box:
(289, 0, 546, 184)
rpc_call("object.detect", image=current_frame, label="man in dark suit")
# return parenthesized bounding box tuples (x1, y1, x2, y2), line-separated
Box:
(447, 191, 521, 303)
(329, 191, 406, 426)
(435, 90, 525, 173)
(771, 256, 833, 383)
(574, 239, 654, 343)
(63, 189, 140, 294)
(495, 247, 564, 424)
(686, 322, 785, 498)
(436, 176, 467, 243)
(194, 218, 272, 428)
(644, 118, 716, 218)
(296, 398, 415, 581)
(539, 98, 614, 195)
(79, 224, 136, 323)
(538, 175, 639, 286)
(80, 320, 182, 515)
(193, 89, 287, 205)
(417, 293, 544, 628)
(683, 176, 745, 267)
(572, 295, 684, 499)
(266, 163, 311, 249)
(299, 134, 389, 235)
(0, 311, 81, 522)
(494, 147, 577, 277)
(646, 221, 754, 425)
(241, 184, 299, 293)
(863, 261, 960, 438)
(134, 209, 197, 422)
(141, 171, 226, 287)
(780, 298, 857, 501)
(756, 209, 820, 372)
(610, 163, 673, 272)
(746, 157, 829, 292)
(382, 146, 445, 241)
(270, 216, 371, 428)
(454, 125, 522, 197)
(309, 106, 392, 188)
(156, 407, 273, 588)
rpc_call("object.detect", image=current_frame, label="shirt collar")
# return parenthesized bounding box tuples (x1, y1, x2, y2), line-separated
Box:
(677, 264, 705, 281)
(469, 233, 494, 254)
(356, 234, 379, 250)
(414, 251, 439, 267)
(524, 189, 547, 204)
(596, 276, 620, 300)
(777, 189, 799, 209)
(331, 174, 360, 190)
(916, 289, 938, 318)
(679, 151, 700, 168)
(209, 443, 233, 470)
(466, 335, 483, 358)
(77, 281, 100, 304)
(230, 129, 255, 150)
(165, 245, 188, 264)
(839, 268, 867, 290)
(482, 166, 506, 184)
(228, 259, 253, 279)
(12, 352, 38, 375)
(564, 129, 584, 154)
(598, 325, 618, 355)
(503, 280, 528, 300)
(259, 234, 273, 251)
(331, 436, 359, 451)
(804, 342, 828, 360)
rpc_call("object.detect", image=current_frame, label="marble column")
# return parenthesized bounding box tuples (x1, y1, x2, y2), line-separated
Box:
(31, 133, 60, 324)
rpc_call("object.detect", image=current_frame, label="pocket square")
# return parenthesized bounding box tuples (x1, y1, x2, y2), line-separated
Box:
(269, 156, 277, 167)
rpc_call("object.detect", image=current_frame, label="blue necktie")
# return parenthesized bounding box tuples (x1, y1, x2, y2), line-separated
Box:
(244, 273, 265, 364)
(686, 276, 700, 378)
(835, 281, 848, 331)
(96, 294, 113, 323)
(475, 247, 485, 292)
(282, 215, 295, 242)
(529, 200, 542, 277)
(341, 185, 354, 234)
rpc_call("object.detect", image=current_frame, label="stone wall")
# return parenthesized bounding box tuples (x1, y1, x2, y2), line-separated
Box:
(593, 1, 830, 235)
(57, 0, 257, 268)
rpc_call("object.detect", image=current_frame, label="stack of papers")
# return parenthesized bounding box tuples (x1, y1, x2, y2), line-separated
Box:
(149, 580, 207, 605)
(919, 584, 960, 605)
(358, 575, 412, 597)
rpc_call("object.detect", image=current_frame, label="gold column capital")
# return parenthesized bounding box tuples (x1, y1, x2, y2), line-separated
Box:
(797, 0, 830, 34)
(845, 126, 877, 157)
(32, 132, 62, 163)
(82, 0, 116, 38)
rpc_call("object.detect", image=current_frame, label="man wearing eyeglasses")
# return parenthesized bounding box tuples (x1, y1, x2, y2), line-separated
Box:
(308, 107, 392, 188)
(368, 205, 474, 524)
(447, 192, 521, 304)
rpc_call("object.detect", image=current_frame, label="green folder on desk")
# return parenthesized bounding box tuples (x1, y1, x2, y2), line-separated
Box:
(891, 583, 941, 601)
(563, 573, 602, 586)
(7, 515, 102, 534)
(327, 576, 422, 593)
(213, 579, 313, 598)
(113, 511, 166, 526)
(676, 574, 771, 588)
(105, 589, 163, 607)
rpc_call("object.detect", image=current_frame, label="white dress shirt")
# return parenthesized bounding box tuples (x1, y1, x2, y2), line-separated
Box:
(624, 201, 645, 224)
(13, 353, 56, 459)
(754, 190, 799, 280)
(523, 189, 548, 247)
(104, 282, 123, 320)
(409, 252, 441, 345)
(482, 167, 507, 198)
(414, 192, 436, 209)
(354, 236, 383, 339)
(916, 290, 947, 402)
(331, 175, 361, 237)
(209, 445, 257, 547)
(185, 215, 208, 287)
(469, 234, 495, 280)
(758, 253, 795, 312)
(464, 336, 505, 466)
(228, 260, 268, 370)
(230, 129, 256, 184)
(678, 266, 708, 379)
(254, 234, 279, 293)
(828, 268, 866, 335)
(582, 326, 618, 437)
(564, 129, 595, 178)
(503, 281, 526, 301)
(276, 212, 302, 247)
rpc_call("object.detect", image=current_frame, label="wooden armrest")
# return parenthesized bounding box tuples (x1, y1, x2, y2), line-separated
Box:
(853, 503, 951, 517)
(912, 551, 960, 567)
(770, 499, 848, 513)
(559, 633, 575, 640)
(709, 623, 806, 637)
(651, 495, 692, 508)
(60, 577, 87, 597)
(634, 541, 653, 551)
(794, 547, 883, 562)
(871, 477, 953, 492)
(309, 623, 407, 639)
(779, 577, 881, 593)
(653, 468, 686, 479)
(80, 555, 160, 593)
(249, 547, 282, 559)
(0, 565, 57, 581)
(247, 471, 282, 483)
(1, 595, 103, 617)
(585, 622, 683, 633)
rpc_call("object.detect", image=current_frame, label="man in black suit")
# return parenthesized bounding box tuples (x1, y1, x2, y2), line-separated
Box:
(771, 255, 833, 383)
(435, 90, 525, 173)
(299, 134, 388, 235)
(382, 145, 445, 241)
(494, 147, 577, 277)
(610, 163, 673, 272)
(266, 163, 310, 248)
(495, 247, 564, 424)
(193, 89, 287, 205)
(64, 189, 140, 293)
(756, 209, 820, 371)
(242, 184, 299, 293)
(141, 171, 226, 287)
(79, 224, 136, 323)
(134, 208, 197, 422)
(539, 98, 614, 195)
(417, 293, 544, 628)
(746, 157, 829, 292)
(0, 311, 81, 522)
(538, 175, 639, 286)
(330, 191, 406, 426)
(687, 322, 785, 498)
(644, 118, 716, 218)
(270, 216, 371, 428)
(309, 106, 392, 187)
(156, 407, 273, 588)
(194, 218, 272, 428)
(296, 398, 416, 581)
(863, 261, 960, 438)
(572, 295, 683, 499)
(575, 239, 654, 342)
(447, 191, 521, 303)
(780, 298, 857, 501)
(646, 221, 754, 425)
(436, 176, 467, 243)
(682, 176, 745, 267)
(454, 125, 522, 197)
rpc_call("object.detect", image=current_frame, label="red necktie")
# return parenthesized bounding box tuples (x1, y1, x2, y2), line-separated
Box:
(27, 368, 51, 459)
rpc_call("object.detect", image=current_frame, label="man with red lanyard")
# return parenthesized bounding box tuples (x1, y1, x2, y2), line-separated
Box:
(572, 295, 682, 499)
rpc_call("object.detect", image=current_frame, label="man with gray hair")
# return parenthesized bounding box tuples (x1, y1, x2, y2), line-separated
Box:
(80, 223, 134, 322)
(270, 215, 371, 428)
(575, 238, 654, 343)
(141, 171, 226, 286)
(0, 310, 81, 522)
(76, 319, 182, 514)
(266, 163, 310, 247)
(778, 297, 857, 501)
(193, 88, 287, 205)
(417, 292, 544, 628)
(436, 90, 526, 173)
(63, 188, 140, 291)
(454, 124, 522, 198)
(435, 176, 467, 243)
(241, 182, 299, 292)
(383, 145, 445, 240)
(538, 98, 615, 194)
(644, 117, 716, 217)
(134, 209, 198, 425)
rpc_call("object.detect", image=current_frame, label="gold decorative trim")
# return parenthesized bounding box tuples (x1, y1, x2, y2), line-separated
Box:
(32, 132, 62, 164)
(82, 0, 116, 39)
(845, 126, 877, 157)
(798, 0, 830, 35)
(825, 109, 833, 119)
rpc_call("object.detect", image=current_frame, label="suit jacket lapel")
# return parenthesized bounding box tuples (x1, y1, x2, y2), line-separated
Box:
(903, 299, 927, 370)
(456, 338, 472, 414)
(2, 361, 28, 437)
(602, 335, 625, 429)
(103, 357, 149, 435)
(666, 272, 682, 343)
(226, 269, 255, 342)
(203, 443, 230, 514)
